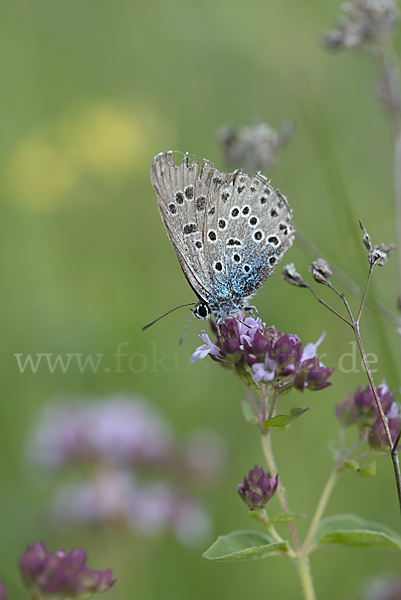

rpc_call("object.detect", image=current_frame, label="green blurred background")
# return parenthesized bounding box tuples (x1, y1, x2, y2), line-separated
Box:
(0, 0, 400, 598)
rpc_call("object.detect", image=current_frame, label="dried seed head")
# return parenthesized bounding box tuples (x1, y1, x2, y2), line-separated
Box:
(369, 242, 395, 266)
(323, 0, 399, 51)
(309, 258, 333, 284)
(217, 120, 293, 173)
(282, 263, 307, 287)
(359, 220, 373, 250)
(359, 221, 394, 266)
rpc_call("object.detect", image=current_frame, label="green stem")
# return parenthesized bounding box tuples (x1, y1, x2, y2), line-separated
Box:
(261, 431, 301, 552)
(260, 419, 316, 599)
(257, 510, 287, 545)
(296, 555, 316, 600)
(303, 468, 340, 553)
(267, 388, 280, 420)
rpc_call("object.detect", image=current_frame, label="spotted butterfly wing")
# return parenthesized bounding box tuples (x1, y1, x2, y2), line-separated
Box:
(150, 151, 294, 323)
(204, 170, 294, 299)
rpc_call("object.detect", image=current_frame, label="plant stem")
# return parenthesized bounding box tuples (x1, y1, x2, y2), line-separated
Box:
(356, 263, 373, 323)
(347, 313, 401, 510)
(353, 325, 393, 446)
(303, 468, 340, 553)
(295, 555, 316, 600)
(257, 510, 288, 545)
(306, 283, 352, 325)
(267, 388, 280, 420)
(308, 271, 401, 511)
(261, 430, 317, 598)
(261, 431, 301, 552)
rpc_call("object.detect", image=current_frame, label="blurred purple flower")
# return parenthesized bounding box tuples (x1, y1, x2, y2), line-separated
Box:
(362, 574, 401, 600)
(354, 381, 394, 416)
(335, 381, 401, 450)
(0, 582, 7, 600)
(373, 400, 401, 447)
(335, 393, 359, 427)
(49, 471, 137, 528)
(237, 465, 279, 511)
(183, 428, 228, 478)
(49, 476, 211, 547)
(191, 315, 334, 392)
(129, 482, 211, 545)
(29, 396, 173, 469)
(19, 541, 114, 598)
(172, 498, 212, 547)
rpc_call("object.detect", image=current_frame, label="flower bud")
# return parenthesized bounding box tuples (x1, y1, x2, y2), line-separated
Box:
(237, 466, 278, 511)
(335, 394, 359, 426)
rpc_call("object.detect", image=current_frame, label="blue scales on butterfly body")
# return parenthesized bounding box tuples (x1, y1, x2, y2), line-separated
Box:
(151, 151, 294, 324)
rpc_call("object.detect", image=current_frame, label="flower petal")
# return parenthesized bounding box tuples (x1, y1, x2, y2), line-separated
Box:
(301, 331, 326, 362)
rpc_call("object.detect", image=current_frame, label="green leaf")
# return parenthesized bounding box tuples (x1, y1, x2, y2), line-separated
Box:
(342, 459, 360, 473)
(241, 398, 259, 424)
(342, 459, 376, 477)
(268, 512, 307, 524)
(356, 459, 376, 477)
(202, 530, 289, 562)
(313, 514, 401, 551)
(262, 407, 310, 430)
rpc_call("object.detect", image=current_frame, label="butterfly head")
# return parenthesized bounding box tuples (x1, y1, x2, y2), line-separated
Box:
(192, 301, 210, 320)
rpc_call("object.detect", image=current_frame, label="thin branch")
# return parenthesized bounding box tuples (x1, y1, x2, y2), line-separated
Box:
(352, 326, 393, 448)
(356, 264, 374, 323)
(305, 284, 352, 326)
(296, 225, 401, 327)
(307, 264, 401, 511)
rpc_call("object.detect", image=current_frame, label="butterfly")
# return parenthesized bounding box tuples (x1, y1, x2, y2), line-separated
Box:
(150, 151, 294, 324)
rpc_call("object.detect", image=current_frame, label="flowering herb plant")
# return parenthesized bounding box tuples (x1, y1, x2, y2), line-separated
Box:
(189, 1, 401, 597)
(193, 308, 400, 600)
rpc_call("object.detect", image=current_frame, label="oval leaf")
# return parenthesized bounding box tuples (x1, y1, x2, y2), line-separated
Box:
(262, 407, 310, 430)
(342, 459, 360, 473)
(356, 459, 376, 478)
(202, 530, 289, 562)
(313, 514, 401, 551)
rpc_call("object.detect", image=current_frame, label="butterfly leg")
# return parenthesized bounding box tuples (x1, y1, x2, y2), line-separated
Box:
(244, 305, 261, 320)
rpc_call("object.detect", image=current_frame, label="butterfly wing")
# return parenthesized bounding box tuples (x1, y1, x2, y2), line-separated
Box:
(202, 170, 294, 300)
(150, 151, 230, 301)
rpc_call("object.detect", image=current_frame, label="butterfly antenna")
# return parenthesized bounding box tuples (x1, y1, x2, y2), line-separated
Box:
(142, 303, 195, 331)
(179, 310, 194, 346)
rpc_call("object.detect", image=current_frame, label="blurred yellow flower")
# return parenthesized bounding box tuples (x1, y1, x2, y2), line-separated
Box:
(5, 138, 76, 210)
(60, 103, 149, 176)
(5, 101, 170, 210)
